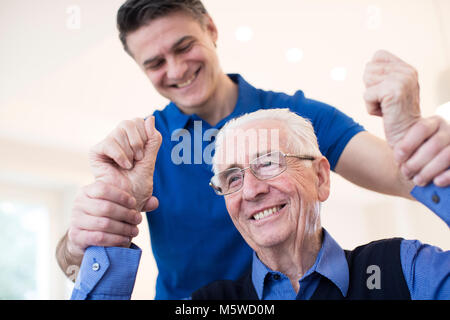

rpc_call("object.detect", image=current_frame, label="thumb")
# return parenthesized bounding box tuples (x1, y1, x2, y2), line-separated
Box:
(142, 116, 162, 163)
(142, 196, 159, 212)
(372, 50, 403, 63)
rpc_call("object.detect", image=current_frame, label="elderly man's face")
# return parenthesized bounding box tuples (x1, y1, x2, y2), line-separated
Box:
(216, 120, 330, 250)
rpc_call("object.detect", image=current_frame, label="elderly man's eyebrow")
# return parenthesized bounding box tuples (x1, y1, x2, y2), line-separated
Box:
(142, 35, 196, 67)
(222, 163, 243, 172)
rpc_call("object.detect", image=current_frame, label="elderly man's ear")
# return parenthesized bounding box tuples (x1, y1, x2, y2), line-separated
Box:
(315, 157, 331, 202)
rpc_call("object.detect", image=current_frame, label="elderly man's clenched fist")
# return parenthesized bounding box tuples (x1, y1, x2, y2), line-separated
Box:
(363, 50, 421, 147)
(364, 50, 450, 187)
(65, 117, 162, 261)
(89, 116, 162, 212)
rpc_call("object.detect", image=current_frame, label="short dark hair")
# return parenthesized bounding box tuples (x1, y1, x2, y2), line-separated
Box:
(117, 0, 208, 54)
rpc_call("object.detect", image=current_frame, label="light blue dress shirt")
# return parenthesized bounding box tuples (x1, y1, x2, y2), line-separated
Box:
(71, 184, 449, 300)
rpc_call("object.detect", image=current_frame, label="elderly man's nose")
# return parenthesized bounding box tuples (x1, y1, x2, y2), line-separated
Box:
(167, 58, 188, 80)
(242, 171, 269, 200)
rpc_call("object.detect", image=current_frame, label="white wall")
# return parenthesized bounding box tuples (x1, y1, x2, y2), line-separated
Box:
(0, 0, 449, 300)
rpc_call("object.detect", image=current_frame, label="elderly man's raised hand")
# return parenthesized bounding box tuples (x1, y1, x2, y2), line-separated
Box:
(363, 50, 421, 147)
(363, 50, 450, 187)
(89, 116, 162, 212)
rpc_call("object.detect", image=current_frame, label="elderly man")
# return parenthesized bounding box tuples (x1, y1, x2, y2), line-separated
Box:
(193, 109, 449, 299)
(71, 109, 449, 300)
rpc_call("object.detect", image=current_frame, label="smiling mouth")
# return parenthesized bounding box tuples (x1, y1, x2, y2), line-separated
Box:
(251, 204, 287, 221)
(171, 67, 201, 89)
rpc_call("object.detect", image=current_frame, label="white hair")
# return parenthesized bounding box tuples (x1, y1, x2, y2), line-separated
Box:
(212, 108, 322, 174)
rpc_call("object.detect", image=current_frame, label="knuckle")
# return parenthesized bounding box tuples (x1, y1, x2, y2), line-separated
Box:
(92, 232, 105, 245)
(98, 201, 113, 215)
(67, 227, 79, 243)
(96, 217, 111, 230)
(119, 120, 132, 129)
(90, 181, 108, 198)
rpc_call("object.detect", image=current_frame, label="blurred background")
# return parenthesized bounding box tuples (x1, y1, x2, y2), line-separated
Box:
(0, 0, 449, 300)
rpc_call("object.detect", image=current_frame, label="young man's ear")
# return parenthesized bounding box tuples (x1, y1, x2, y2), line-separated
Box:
(204, 14, 218, 45)
(316, 156, 331, 202)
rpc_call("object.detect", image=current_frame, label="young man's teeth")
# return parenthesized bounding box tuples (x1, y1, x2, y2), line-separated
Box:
(176, 74, 196, 88)
(253, 206, 281, 221)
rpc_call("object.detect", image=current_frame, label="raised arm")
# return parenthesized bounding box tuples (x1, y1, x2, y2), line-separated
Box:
(55, 117, 162, 276)
(335, 50, 449, 199)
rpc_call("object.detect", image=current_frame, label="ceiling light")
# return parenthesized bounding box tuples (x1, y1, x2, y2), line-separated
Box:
(330, 67, 347, 81)
(286, 48, 303, 63)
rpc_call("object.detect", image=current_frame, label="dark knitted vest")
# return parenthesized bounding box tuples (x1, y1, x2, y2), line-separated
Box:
(192, 238, 411, 300)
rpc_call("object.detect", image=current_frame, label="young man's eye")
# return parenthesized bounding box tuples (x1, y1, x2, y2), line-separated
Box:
(147, 60, 164, 70)
(177, 42, 194, 53)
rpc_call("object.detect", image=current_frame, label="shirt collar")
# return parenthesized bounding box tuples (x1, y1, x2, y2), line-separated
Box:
(165, 73, 260, 133)
(251, 228, 349, 299)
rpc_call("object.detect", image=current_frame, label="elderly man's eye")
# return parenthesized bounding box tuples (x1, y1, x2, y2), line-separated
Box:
(227, 175, 241, 187)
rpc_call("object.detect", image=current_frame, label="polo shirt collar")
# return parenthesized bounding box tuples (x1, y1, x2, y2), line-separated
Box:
(251, 228, 349, 300)
(314, 229, 349, 297)
(165, 73, 260, 133)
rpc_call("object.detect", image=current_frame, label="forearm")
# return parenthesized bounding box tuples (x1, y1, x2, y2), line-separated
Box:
(335, 131, 414, 200)
(55, 231, 83, 281)
(71, 245, 142, 300)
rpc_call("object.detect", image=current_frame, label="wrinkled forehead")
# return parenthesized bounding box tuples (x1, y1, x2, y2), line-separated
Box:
(215, 120, 288, 171)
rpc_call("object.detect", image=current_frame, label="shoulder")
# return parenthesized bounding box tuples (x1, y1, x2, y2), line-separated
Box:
(345, 238, 405, 275)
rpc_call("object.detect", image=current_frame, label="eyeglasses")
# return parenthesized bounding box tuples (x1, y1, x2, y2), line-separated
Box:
(209, 151, 316, 196)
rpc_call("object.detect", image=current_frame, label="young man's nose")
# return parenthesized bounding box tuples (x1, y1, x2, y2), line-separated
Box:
(166, 57, 188, 81)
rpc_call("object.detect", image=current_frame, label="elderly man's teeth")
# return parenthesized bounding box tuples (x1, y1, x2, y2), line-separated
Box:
(176, 73, 196, 88)
(253, 206, 281, 221)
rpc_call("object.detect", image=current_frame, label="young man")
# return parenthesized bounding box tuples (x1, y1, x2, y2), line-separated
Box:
(57, 0, 450, 299)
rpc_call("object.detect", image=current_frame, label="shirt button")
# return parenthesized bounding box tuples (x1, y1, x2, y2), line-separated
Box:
(92, 262, 100, 271)
(273, 274, 281, 280)
(432, 194, 440, 204)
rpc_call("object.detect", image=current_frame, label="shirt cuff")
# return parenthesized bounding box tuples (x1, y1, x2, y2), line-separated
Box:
(410, 184, 450, 227)
(71, 244, 142, 300)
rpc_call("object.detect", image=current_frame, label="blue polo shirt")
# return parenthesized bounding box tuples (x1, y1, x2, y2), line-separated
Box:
(147, 74, 365, 299)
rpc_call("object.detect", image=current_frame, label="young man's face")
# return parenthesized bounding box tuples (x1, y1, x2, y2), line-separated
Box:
(126, 11, 221, 112)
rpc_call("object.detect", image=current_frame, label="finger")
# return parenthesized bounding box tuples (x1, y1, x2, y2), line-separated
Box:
(400, 128, 450, 181)
(76, 214, 139, 238)
(120, 120, 145, 161)
(394, 118, 440, 164)
(113, 129, 135, 169)
(372, 50, 405, 63)
(70, 228, 132, 249)
(75, 196, 141, 225)
(95, 136, 133, 170)
(143, 196, 159, 212)
(84, 181, 136, 209)
(144, 116, 156, 140)
(133, 118, 148, 147)
(363, 83, 384, 116)
(363, 67, 413, 88)
(411, 146, 450, 186)
(433, 169, 450, 187)
(143, 115, 163, 157)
